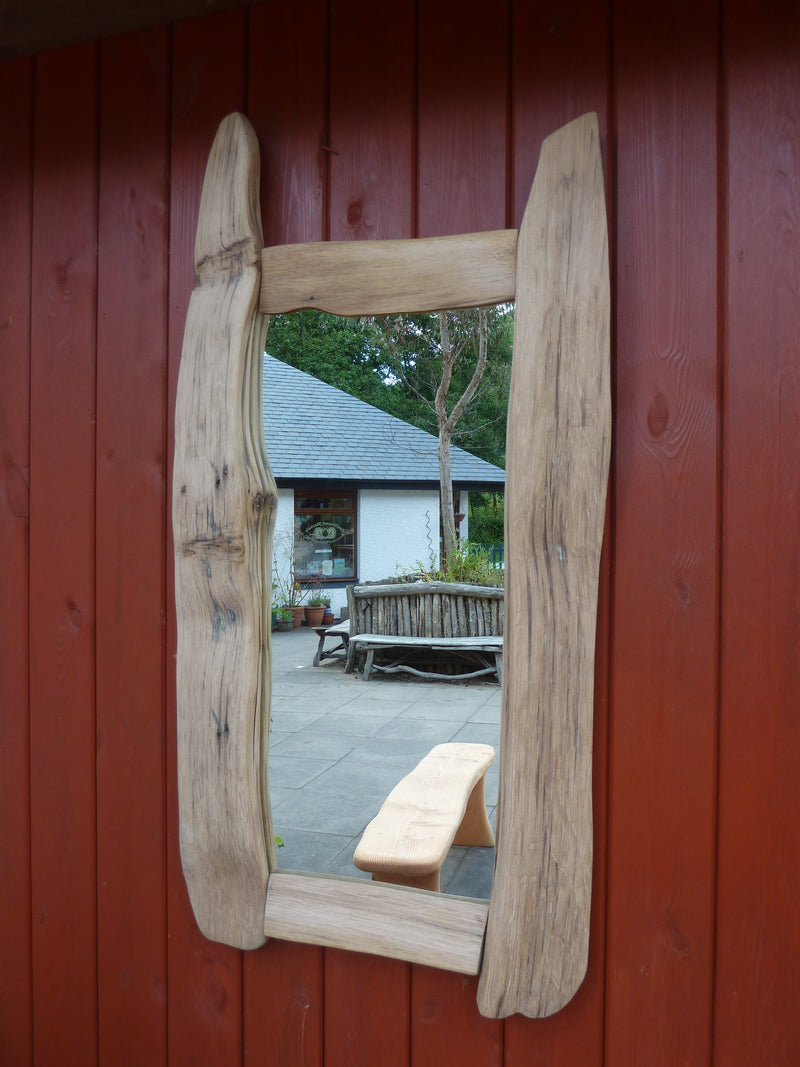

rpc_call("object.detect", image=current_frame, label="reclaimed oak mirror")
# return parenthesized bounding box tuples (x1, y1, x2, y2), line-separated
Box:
(172, 111, 609, 1018)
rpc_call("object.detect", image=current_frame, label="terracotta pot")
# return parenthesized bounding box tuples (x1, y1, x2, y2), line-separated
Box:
(290, 605, 305, 629)
(304, 605, 325, 626)
(321, 610, 334, 626)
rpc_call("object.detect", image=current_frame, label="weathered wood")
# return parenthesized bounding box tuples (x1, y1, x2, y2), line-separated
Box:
(350, 634, 502, 683)
(260, 230, 517, 315)
(477, 112, 610, 1019)
(264, 873, 489, 975)
(351, 635, 503, 653)
(172, 112, 277, 949)
(353, 743, 495, 891)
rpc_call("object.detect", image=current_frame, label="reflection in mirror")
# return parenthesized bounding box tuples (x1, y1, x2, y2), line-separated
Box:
(262, 306, 513, 898)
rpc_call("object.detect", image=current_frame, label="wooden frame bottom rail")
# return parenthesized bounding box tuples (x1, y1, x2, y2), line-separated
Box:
(264, 872, 489, 975)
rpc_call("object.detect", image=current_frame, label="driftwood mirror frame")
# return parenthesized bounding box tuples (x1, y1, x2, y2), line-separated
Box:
(172, 111, 609, 1019)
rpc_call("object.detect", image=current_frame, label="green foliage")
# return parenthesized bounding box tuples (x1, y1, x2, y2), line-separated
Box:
(468, 491, 504, 544)
(273, 605, 293, 621)
(265, 306, 513, 470)
(400, 540, 502, 587)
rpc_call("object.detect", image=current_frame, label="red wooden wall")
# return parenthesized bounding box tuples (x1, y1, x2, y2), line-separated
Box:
(1, 1, 798, 1063)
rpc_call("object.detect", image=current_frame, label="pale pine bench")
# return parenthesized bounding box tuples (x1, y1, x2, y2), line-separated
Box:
(353, 742, 496, 892)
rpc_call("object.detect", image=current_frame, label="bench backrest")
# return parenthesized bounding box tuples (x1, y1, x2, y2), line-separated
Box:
(345, 580, 504, 639)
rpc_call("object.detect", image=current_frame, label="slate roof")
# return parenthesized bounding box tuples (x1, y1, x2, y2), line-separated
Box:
(262, 354, 505, 489)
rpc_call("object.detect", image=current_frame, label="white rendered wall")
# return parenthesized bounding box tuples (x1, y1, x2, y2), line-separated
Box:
(358, 489, 440, 591)
(270, 487, 440, 619)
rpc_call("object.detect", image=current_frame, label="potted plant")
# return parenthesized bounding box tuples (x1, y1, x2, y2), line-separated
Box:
(304, 595, 327, 627)
(273, 605, 294, 632)
(321, 596, 334, 626)
(272, 555, 309, 629)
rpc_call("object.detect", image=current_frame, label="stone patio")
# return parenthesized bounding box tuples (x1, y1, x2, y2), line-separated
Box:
(268, 624, 501, 898)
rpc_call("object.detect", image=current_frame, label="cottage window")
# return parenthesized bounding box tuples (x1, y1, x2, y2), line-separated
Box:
(294, 490, 356, 580)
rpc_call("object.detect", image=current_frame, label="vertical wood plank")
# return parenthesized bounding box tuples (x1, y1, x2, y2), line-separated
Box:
(414, 0, 509, 1052)
(411, 969, 502, 1066)
(607, 1, 720, 1062)
(716, 3, 800, 1063)
(328, 0, 416, 241)
(167, 11, 248, 1065)
(29, 42, 99, 1067)
(417, 0, 509, 237)
(321, 5, 418, 1055)
(324, 950, 411, 1067)
(244, 942, 324, 1067)
(0, 53, 34, 1067)
(505, 0, 611, 1059)
(96, 28, 170, 1066)
(243, 7, 328, 1061)
(249, 0, 328, 246)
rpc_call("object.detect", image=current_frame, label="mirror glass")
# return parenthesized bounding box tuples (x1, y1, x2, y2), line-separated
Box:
(263, 306, 512, 898)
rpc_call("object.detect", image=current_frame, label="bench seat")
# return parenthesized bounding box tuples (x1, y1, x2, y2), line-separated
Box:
(347, 633, 503, 683)
(353, 742, 496, 892)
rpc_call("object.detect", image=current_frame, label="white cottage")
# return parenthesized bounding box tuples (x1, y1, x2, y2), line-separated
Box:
(262, 354, 505, 618)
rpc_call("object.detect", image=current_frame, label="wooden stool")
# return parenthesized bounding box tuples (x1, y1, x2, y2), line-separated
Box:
(353, 743, 496, 892)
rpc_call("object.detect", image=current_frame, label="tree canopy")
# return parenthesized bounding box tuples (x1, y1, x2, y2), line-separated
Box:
(265, 305, 512, 471)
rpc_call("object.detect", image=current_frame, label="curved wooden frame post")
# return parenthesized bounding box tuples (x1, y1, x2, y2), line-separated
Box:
(173, 111, 610, 1015)
(173, 114, 276, 949)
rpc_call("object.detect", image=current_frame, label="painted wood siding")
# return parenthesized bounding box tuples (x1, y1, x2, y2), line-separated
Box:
(0, 1, 798, 1063)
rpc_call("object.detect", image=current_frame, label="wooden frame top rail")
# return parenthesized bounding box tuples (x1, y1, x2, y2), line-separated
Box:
(260, 230, 518, 316)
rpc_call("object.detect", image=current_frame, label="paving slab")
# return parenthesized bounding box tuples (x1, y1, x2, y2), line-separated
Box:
(266, 624, 502, 899)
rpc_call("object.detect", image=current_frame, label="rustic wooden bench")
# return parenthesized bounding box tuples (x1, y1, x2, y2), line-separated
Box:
(311, 620, 351, 667)
(349, 633, 503, 682)
(344, 580, 503, 681)
(353, 742, 496, 892)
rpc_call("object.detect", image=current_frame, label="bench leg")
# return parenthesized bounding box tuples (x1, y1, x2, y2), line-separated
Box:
(452, 774, 495, 848)
(345, 639, 357, 673)
(494, 650, 503, 684)
(371, 870, 440, 892)
(363, 648, 375, 681)
(313, 632, 326, 667)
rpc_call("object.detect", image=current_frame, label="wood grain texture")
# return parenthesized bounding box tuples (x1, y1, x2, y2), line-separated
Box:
(173, 112, 276, 949)
(324, 950, 411, 1067)
(329, 0, 415, 240)
(29, 42, 99, 1066)
(245, 9, 330, 1058)
(96, 30, 170, 1066)
(477, 113, 610, 1019)
(606, 2, 720, 1060)
(0, 53, 33, 1067)
(411, 969, 503, 1067)
(353, 743, 495, 885)
(418, 0, 509, 236)
(265, 873, 488, 975)
(167, 15, 250, 1064)
(716, 3, 800, 1063)
(244, 940, 324, 1067)
(249, 0, 327, 245)
(505, 1, 612, 1058)
(260, 230, 517, 315)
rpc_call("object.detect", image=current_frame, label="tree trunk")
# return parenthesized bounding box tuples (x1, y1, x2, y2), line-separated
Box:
(438, 423, 457, 563)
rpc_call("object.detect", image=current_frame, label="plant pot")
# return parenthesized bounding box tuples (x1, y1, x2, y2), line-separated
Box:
(290, 605, 305, 629)
(304, 605, 325, 626)
(275, 619, 294, 632)
(321, 610, 334, 626)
